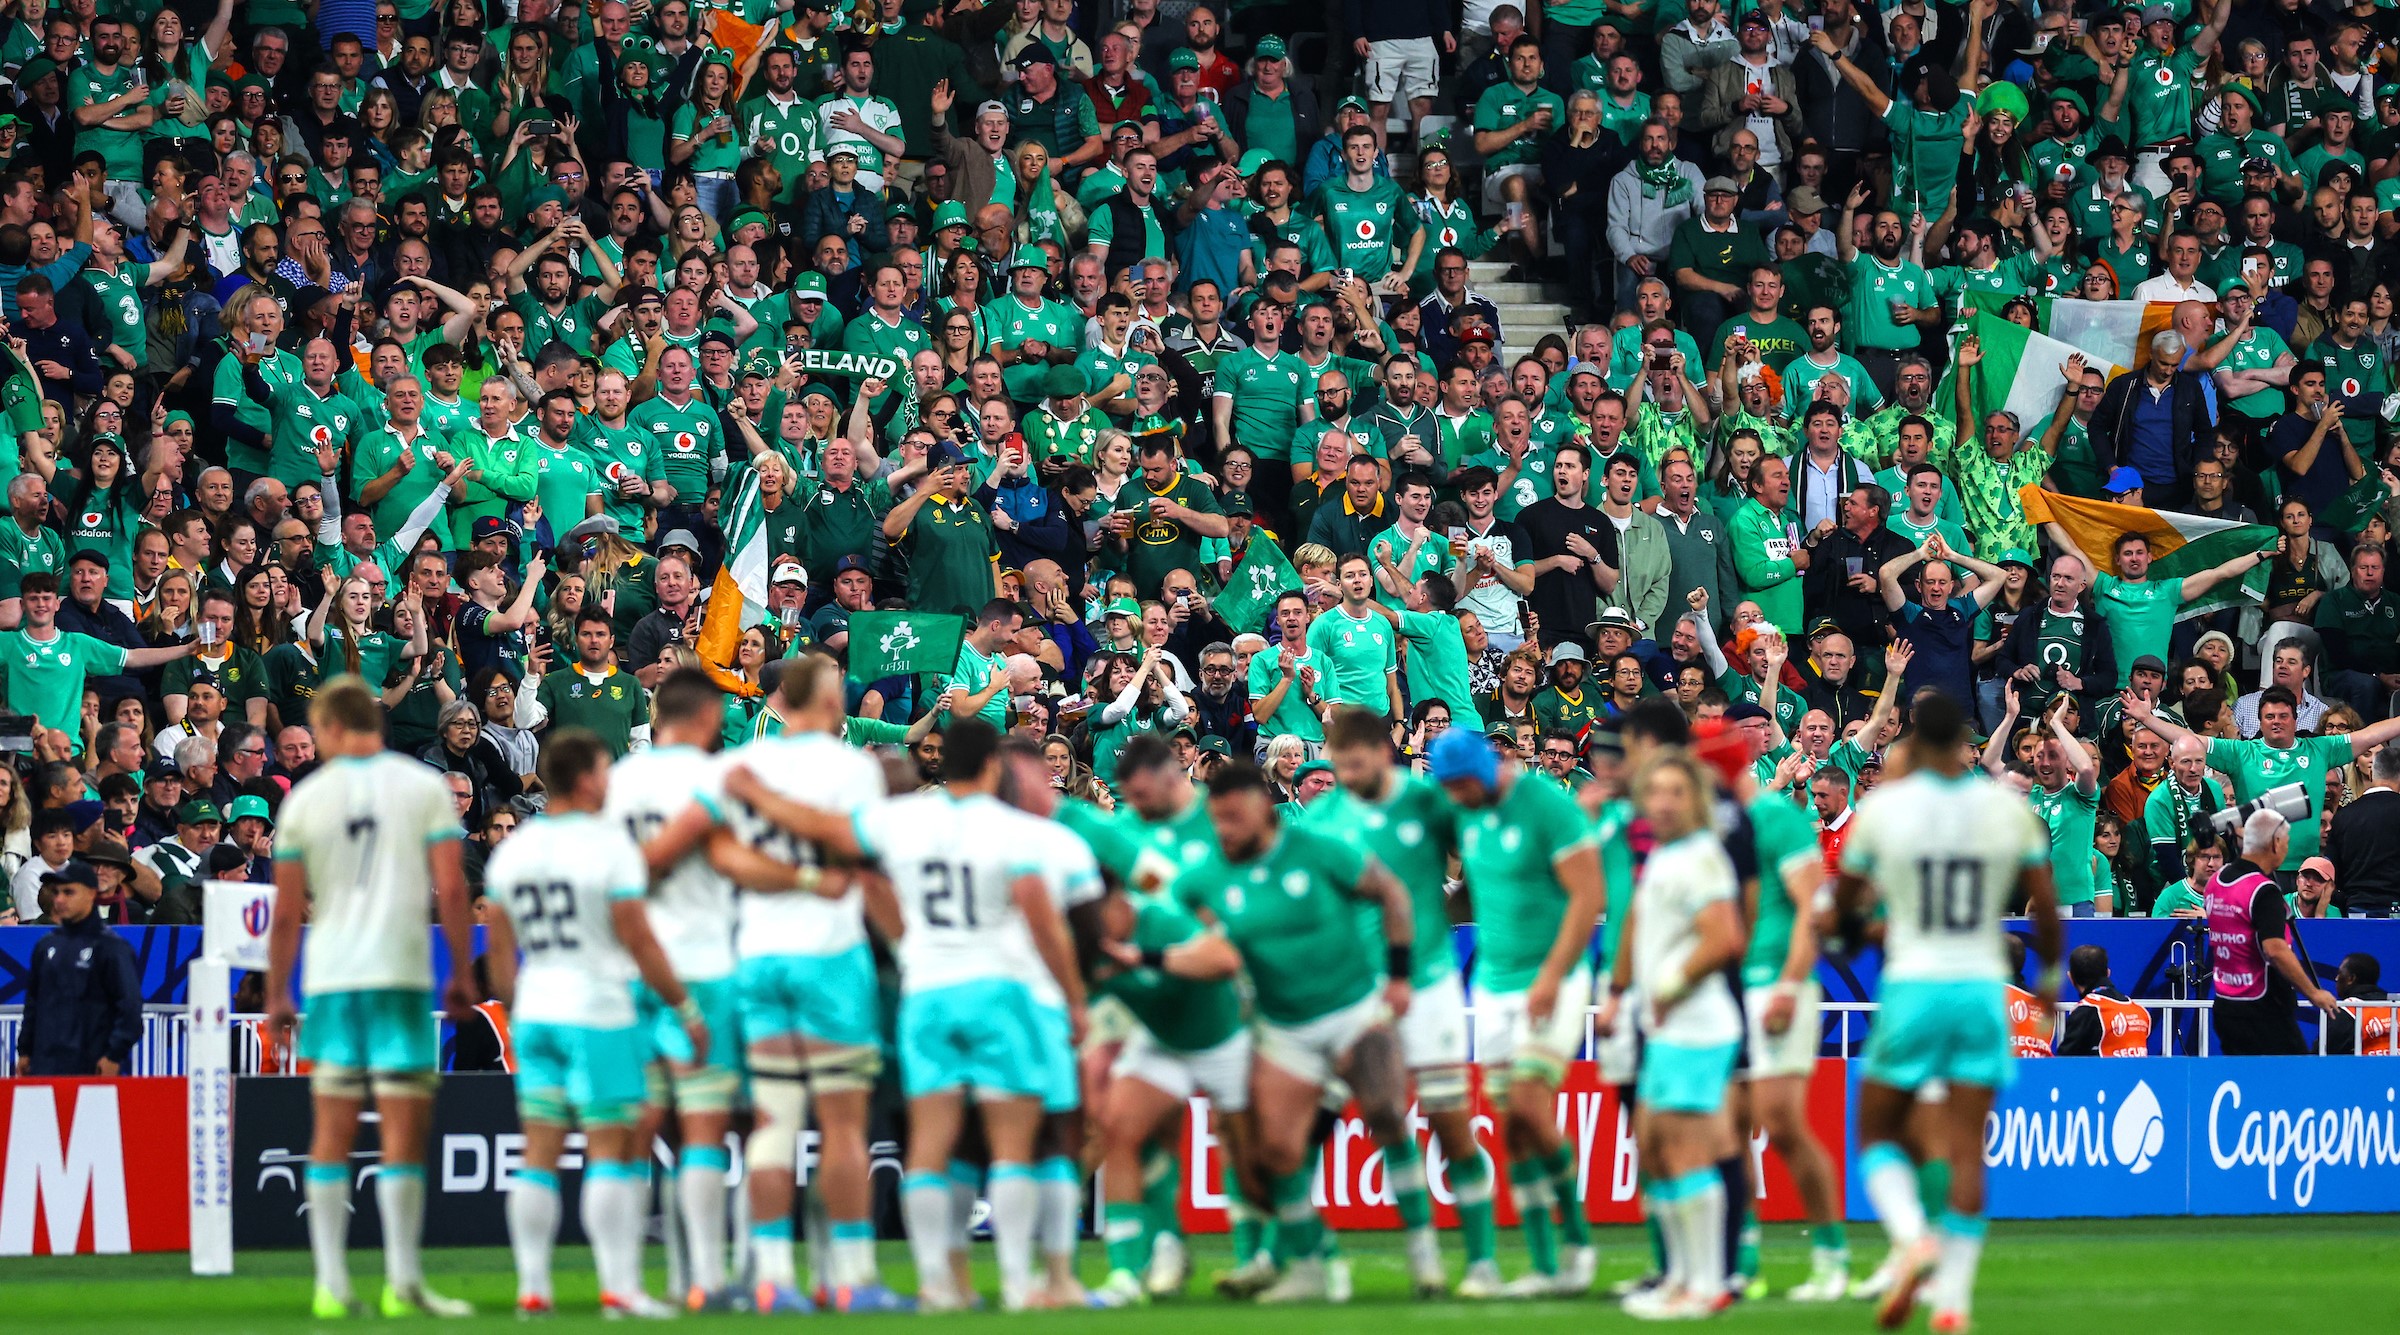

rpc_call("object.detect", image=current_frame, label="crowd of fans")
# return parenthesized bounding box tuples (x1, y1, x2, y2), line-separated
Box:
(3, 0, 2400, 952)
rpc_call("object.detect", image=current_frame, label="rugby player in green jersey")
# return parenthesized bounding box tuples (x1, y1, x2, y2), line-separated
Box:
(1313, 709, 1500, 1298)
(1170, 762, 1417, 1306)
(1079, 735, 1252, 1307)
(1430, 728, 1606, 1297)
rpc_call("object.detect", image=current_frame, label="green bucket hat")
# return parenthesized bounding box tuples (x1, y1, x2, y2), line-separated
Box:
(930, 199, 969, 231)
(1042, 363, 1087, 400)
(1009, 244, 1049, 272)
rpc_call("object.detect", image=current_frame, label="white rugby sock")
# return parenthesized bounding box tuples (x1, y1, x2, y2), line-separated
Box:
(988, 1162, 1040, 1308)
(305, 1164, 353, 1299)
(1860, 1143, 1928, 1247)
(1037, 1156, 1081, 1269)
(1685, 1175, 1727, 1302)
(507, 1169, 560, 1303)
(901, 1172, 956, 1305)
(677, 1148, 730, 1296)
(374, 1164, 426, 1291)
(582, 1163, 647, 1299)
(1932, 1214, 1987, 1315)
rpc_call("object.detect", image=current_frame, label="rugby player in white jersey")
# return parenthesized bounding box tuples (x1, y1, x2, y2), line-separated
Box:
(1834, 693, 2063, 1333)
(640, 654, 907, 1313)
(265, 676, 480, 1319)
(1610, 748, 1749, 1320)
(484, 729, 705, 1318)
(604, 669, 743, 1311)
(722, 717, 1087, 1312)
(995, 735, 1110, 1306)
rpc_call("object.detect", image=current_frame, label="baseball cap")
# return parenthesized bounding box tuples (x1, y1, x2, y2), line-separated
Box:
(39, 860, 97, 890)
(471, 515, 513, 544)
(228, 795, 273, 826)
(1196, 735, 1232, 757)
(2242, 155, 2276, 174)
(1786, 186, 1827, 214)
(1102, 596, 1141, 620)
(1167, 46, 1201, 71)
(1256, 35, 1287, 60)
(2140, 3, 2172, 24)
(1703, 175, 1740, 195)
(2379, 83, 2400, 104)
(177, 799, 223, 826)
(771, 557, 809, 586)
(832, 553, 873, 577)
(566, 513, 622, 542)
(2300, 856, 2336, 880)
(724, 207, 771, 236)
(825, 142, 859, 160)
(1221, 490, 1255, 517)
(2104, 466, 2144, 494)
(1547, 642, 1587, 665)
(623, 283, 665, 308)
(1452, 317, 1497, 345)
(1737, 7, 1769, 26)
(1336, 95, 1369, 116)
(791, 272, 829, 302)
(1236, 148, 1274, 176)
(975, 99, 1009, 120)
(1426, 729, 1499, 790)
(658, 528, 702, 554)
(926, 440, 969, 468)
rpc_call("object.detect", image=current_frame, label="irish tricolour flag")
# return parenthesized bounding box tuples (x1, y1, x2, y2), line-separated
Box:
(2017, 487, 2281, 622)
(1943, 310, 2128, 431)
(695, 468, 770, 697)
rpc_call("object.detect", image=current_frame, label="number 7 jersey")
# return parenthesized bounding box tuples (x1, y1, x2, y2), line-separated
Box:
(853, 790, 1046, 995)
(483, 812, 651, 1030)
(1838, 768, 2050, 984)
(274, 752, 464, 997)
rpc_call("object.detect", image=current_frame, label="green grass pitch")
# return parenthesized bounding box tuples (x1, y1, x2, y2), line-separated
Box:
(2, 1219, 2391, 1332)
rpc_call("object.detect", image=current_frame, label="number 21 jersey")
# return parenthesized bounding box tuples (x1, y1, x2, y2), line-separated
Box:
(275, 753, 463, 998)
(1838, 769, 2049, 984)
(854, 790, 1044, 994)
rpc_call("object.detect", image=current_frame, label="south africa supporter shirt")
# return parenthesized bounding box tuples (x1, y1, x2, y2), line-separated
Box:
(536, 664, 650, 757)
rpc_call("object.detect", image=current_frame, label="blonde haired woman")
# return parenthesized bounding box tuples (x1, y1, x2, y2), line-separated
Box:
(582, 526, 658, 637)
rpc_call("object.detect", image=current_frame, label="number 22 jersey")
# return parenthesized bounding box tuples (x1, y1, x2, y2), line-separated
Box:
(482, 811, 649, 1030)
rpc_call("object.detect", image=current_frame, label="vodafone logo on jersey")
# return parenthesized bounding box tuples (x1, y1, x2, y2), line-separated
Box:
(0, 1079, 189, 1255)
(2343, 377, 2364, 397)
(672, 431, 698, 453)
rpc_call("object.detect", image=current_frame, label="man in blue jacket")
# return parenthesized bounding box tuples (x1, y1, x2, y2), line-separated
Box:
(13, 860, 143, 1076)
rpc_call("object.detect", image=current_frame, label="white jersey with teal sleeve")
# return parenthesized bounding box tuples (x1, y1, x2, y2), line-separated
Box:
(1629, 830, 1745, 1047)
(853, 790, 1043, 994)
(274, 753, 462, 997)
(1838, 769, 2049, 983)
(484, 812, 650, 1030)
(606, 743, 736, 984)
(1010, 810, 1103, 1008)
(709, 730, 888, 961)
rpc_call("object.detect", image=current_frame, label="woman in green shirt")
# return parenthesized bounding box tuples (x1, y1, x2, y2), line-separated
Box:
(670, 54, 743, 220)
(54, 434, 149, 602)
(1404, 146, 1502, 293)
(1705, 431, 1765, 524)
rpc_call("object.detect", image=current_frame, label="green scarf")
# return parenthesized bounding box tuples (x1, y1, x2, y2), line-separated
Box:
(1025, 164, 1064, 246)
(1637, 160, 1692, 205)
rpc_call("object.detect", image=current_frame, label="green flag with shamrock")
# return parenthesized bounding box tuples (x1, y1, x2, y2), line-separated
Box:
(1214, 538, 1303, 636)
(845, 610, 965, 684)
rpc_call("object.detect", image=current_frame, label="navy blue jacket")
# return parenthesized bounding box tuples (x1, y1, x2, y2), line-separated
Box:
(18, 912, 143, 1076)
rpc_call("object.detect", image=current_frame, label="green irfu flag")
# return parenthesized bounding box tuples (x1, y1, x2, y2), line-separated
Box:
(845, 610, 965, 683)
(1214, 537, 1302, 635)
(2320, 469, 2394, 535)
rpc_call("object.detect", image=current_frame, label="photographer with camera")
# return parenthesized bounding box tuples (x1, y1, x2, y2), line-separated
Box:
(2206, 805, 2339, 1055)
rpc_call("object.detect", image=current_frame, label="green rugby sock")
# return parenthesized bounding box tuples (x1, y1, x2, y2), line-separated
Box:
(1543, 1144, 1591, 1247)
(1918, 1159, 1952, 1219)
(1812, 1222, 1850, 1252)
(1103, 1202, 1148, 1275)
(1142, 1144, 1183, 1242)
(1268, 1169, 1320, 1264)
(1511, 1159, 1559, 1275)
(1451, 1152, 1498, 1265)
(1384, 1136, 1432, 1230)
